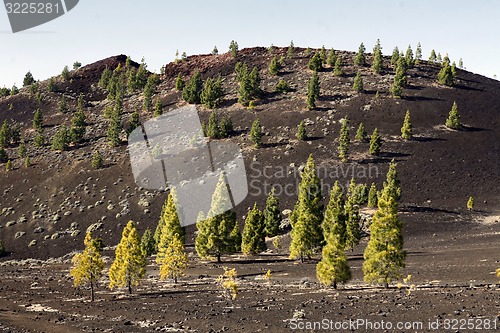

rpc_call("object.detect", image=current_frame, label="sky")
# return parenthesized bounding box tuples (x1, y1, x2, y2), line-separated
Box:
(0, 0, 499, 87)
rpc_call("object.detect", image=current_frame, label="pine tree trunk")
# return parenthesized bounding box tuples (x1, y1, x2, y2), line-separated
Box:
(333, 281, 337, 290)
(384, 282, 389, 289)
(128, 279, 132, 294)
(217, 253, 221, 263)
(174, 276, 177, 284)
(90, 281, 94, 302)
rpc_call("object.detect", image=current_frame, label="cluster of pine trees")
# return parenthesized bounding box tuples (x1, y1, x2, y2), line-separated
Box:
(180, 71, 224, 109)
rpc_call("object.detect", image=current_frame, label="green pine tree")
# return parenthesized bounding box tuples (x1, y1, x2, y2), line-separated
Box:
(250, 118, 263, 148)
(241, 203, 267, 255)
(70, 232, 104, 302)
(338, 116, 350, 162)
(201, 76, 224, 109)
(307, 71, 320, 109)
(127, 111, 140, 135)
(296, 120, 307, 141)
(369, 128, 382, 156)
(384, 160, 401, 201)
(438, 62, 454, 86)
(327, 48, 336, 66)
(206, 111, 221, 139)
(175, 73, 184, 91)
(363, 170, 406, 288)
(355, 123, 367, 142)
(229, 40, 238, 57)
(316, 233, 351, 289)
(91, 151, 103, 169)
(33, 109, 43, 132)
(429, 49, 437, 62)
(333, 55, 343, 76)
(109, 221, 146, 294)
(264, 187, 281, 237)
(0, 120, 10, 148)
(182, 70, 203, 104)
(153, 98, 163, 117)
(308, 52, 323, 71)
(195, 174, 241, 262)
(415, 42, 422, 64)
(58, 95, 68, 113)
(51, 126, 70, 151)
(140, 228, 156, 257)
(355, 42, 366, 66)
(353, 70, 363, 92)
(107, 108, 122, 147)
(155, 190, 184, 261)
(390, 46, 400, 67)
(405, 45, 414, 67)
(445, 101, 461, 129)
(61, 65, 70, 81)
(70, 109, 86, 144)
(367, 183, 378, 208)
(344, 192, 361, 251)
(322, 181, 346, 247)
(159, 234, 188, 284)
(289, 154, 324, 262)
(269, 55, 280, 75)
(371, 39, 383, 74)
(401, 110, 413, 140)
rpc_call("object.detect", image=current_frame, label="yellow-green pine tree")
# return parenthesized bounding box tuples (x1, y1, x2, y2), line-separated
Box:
(401, 110, 413, 140)
(316, 234, 351, 289)
(159, 235, 188, 284)
(156, 190, 184, 263)
(241, 203, 267, 255)
(70, 232, 104, 302)
(467, 196, 474, 210)
(109, 221, 146, 294)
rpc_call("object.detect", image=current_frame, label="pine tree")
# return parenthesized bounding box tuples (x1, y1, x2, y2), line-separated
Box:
(307, 71, 320, 109)
(175, 73, 184, 91)
(0, 148, 7, 163)
(155, 190, 184, 261)
(338, 116, 349, 162)
(296, 120, 307, 141)
(392, 57, 407, 98)
(322, 181, 346, 247)
(24, 156, 30, 167)
(0, 120, 10, 148)
(369, 128, 382, 156)
(275, 79, 290, 93)
(212, 46, 219, 55)
(333, 55, 343, 76)
(159, 235, 188, 283)
(33, 109, 43, 132)
(451, 62, 457, 77)
(385, 160, 401, 201)
(153, 98, 163, 117)
(415, 42, 422, 64)
(320, 45, 327, 64)
(363, 169, 406, 287)
(405, 45, 414, 67)
(308, 52, 323, 71)
(109, 221, 146, 294)
(445, 101, 461, 129)
(355, 123, 367, 142)
(344, 192, 361, 251)
(355, 42, 366, 66)
(327, 48, 336, 66)
(127, 111, 140, 135)
(182, 70, 203, 104)
(390, 47, 400, 67)
(401, 110, 413, 140)
(467, 196, 474, 210)
(367, 183, 378, 208)
(371, 39, 383, 74)
(61, 65, 70, 81)
(289, 154, 324, 262)
(229, 40, 239, 57)
(437, 53, 442, 63)
(58, 95, 68, 113)
(70, 109, 86, 144)
(269, 55, 280, 75)
(34, 133, 45, 147)
(195, 174, 241, 262)
(353, 70, 363, 92)
(140, 228, 156, 257)
(23, 71, 35, 86)
(201, 76, 224, 109)
(206, 111, 221, 139)
(316, 233, 351, 289)
(219, 116, 233, 138)
(458, 58, 463, 69)
(70, 232, 104, 302)
(241, 203, 267, 255)
(18, 142, 27, 158)
(287, 40, 295, 58)
(91, 151, 103, 169)
(429, 49, 437, 62)
(264, 188, 280, 237)
(5, 159, 12, 171)
(107, 108, 122, 147)
(51, 126, 70, 151)
(250, 118, 263, 148)
(438, 62, 454, 86)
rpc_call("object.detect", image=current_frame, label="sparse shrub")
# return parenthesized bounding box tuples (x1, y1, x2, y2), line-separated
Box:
(296, 120, 307, 141)
(250, 118, 263, 148)
(91, 151, 103, 169)
(445, 101, 461, 129)
(467, 196, 474, 210)
(216, 267, 238, 300)
(401, 110, 413, 140)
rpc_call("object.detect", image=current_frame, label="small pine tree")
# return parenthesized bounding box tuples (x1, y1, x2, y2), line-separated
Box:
(296, 120, 307, 141)
(23, 71, 35, 86)
(127, 111, 140, 135)
(367, 183, 378, 208)
(369, 128, 382, 156)
(458, 58, 463, 69)
(308, 52, 323, 71)
(275, 79, 290, 93)
(70, 232, 104, 302)
(24, 156, 30, 168)
(33, 109, 43, 132)
(51, 126, 70, 151)
(107, 109, 122, 147)
(18, 142, 27, 158)
(415, 42, 422, 64)
(175, 73, 184, 91)
(371, 40, 383, 74)
(212, 46, 219, 55)
(333, 55, 343, 76)
(140, 228, 156, 257)
(287, 40, 294, 58)
(353, 70, 363, 92)
(355, 42, 366, 66)
(438, 62, 454, 86)
(155, 190, 184, 261)
(250, 118, 263, 148)
(241, 203, 267, 255)
(445, 101, 461, 130)
(58, 95, 68, 113)
(195, 174, 241, 262)
(159, 235, 188, 283)
(201, 76, 224, 109)
(327, 48, 336, 67)
(153, 98, 163, 117)
(264, 188, 280, 237)
(34, 133, 45, 147)
(307, 71, 320, 109)
(0, 120, 10, 148)
(269, 55, 280, 75)
(401, 110, 413, 140)
(405, 45, 414, 67)
(316, 234, 351, 289)
(109, 221, 146, 294)
(390, 46, 400, 67)
(467, 196, 474, 210)
(61, 65, 70, 81)
(5, 159, 12, 171)
(229, 40, 239, 57)
(437, 53, 442, 63)
(322, 181, 346, 247)
(91, 151, 103, 169)
(355, 123, 367, 142)
(429, 49, 437, 62)
(206, 111, 221, 139)
(344, 191, 361, 251)
(338, 116, 350, 162)
(70, 110, 86, 144)
(182, 70, 203, 104)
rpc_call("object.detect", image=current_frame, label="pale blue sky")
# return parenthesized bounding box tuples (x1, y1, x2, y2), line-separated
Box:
(1, 0, 499, 87)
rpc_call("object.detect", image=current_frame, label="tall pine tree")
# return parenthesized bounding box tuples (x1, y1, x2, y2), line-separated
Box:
(264, 188, 281, 237)
(241, 203, 267, 255)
